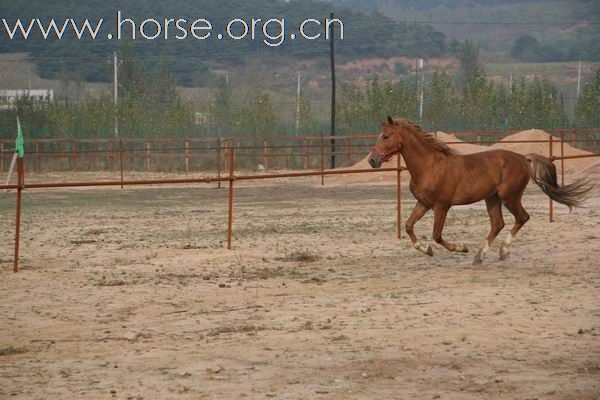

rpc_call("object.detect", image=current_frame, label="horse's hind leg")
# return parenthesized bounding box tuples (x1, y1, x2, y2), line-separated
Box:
(432, 205, 469, 253)
(499, 195, 530, 260)
(406, 201, 433, 256)
(473, 194, 505, 265)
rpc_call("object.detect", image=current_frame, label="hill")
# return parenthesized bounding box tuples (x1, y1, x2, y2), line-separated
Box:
(0, 0, 454, 85)
(334, 0, 600, 62)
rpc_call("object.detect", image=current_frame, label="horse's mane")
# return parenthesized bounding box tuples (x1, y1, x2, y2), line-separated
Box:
(394, 118, 457, 156)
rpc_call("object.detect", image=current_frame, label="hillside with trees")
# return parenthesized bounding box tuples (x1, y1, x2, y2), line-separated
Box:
(0, 0, 455, 85)
(4, 39, 599, 144)
(346, 0, 600, 62)
(1, 1, 599, 140)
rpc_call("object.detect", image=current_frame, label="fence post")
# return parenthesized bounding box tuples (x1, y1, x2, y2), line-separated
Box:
(72, 140, 77, 172)
(109, 139, 114, 171)
(184, 141, 190, 175)
(145, 142, 151, 172)
(1, 143, 4, 174)
(263, 140, 269, 170)
(397, 155, 402, 239)
(227, 148, 235, 250)
(346, 138, 352, 165)
(320, 134, 325, 186)
(549, 135, 553, 223)
(66, 141, 71, 171)
(13, 157, 24, 273)
(560, 130, 565, 187)
(119, 139, 124, 189)
(304, 139, 309, 169)
(35, 142, 40, 174)
(216, 138, 221, 189)
(223, 139, 229, 175)
(285, 142, 291, 170)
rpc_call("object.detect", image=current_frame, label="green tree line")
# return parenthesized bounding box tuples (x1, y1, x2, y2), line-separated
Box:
(0, 0, 454, 85)
(336, 41, 579, 134)
(1, 41, 599, 142)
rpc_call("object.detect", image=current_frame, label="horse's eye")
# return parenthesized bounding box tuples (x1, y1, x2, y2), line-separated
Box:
(383, 135, 389, 140)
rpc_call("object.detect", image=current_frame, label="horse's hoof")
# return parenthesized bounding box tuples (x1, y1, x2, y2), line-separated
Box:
(460, 244, 469, 253)
(425, 245, 434, 256)
(499, 249, 510, 260)
(472, 250, 483, 265)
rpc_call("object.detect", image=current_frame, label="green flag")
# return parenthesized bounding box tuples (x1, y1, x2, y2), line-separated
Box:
(16, 116, 24, 158)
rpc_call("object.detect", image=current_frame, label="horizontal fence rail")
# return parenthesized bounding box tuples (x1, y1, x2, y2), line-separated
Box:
(1, 129, 599, 175)
(2, 129, 599, 273)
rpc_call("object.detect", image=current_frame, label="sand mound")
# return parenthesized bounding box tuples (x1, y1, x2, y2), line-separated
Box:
(346, 131, 490, 179)
(491, 129, 596, 171)
(343, 154, 406, 183)
(342, 129, 597, 183)
(582, 160, 600, 175)
(434, 131, 491, 154)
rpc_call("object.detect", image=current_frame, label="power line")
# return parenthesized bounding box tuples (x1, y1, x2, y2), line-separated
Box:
(393, 19, 600, 26)
(339, 14, 600, 25)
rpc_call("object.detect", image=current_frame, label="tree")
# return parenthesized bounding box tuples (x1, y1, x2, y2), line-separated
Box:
(209, 76, 232, 136)
(118, 41, 147, 100)
(458, 40, 485, 91)
(511, 34, 542, 61)
(337, 82, 369, 134)
(254, 92, 276, 135)
(458, 40, 497, 129)
(575, 67, 600, 128)
(423, 71, 457, 131)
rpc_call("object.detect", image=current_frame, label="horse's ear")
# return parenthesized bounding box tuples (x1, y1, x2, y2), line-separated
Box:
(387, 116, 395, 125)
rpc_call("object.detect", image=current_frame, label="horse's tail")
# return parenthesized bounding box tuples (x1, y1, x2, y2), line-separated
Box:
(526, 153, 594, 211)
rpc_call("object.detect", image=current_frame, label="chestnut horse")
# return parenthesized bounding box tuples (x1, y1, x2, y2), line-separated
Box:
(368, 117, 593, 264)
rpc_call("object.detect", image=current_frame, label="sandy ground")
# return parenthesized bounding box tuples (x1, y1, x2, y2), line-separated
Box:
(1, 172, 599, 400)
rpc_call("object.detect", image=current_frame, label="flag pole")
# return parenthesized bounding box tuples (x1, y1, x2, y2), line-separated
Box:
(4, 153, 17, 192)
(13, 116, 25, 273)
(14, 157, 23, 273)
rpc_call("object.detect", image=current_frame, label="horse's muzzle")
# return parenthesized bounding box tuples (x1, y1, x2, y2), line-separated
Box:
(368, 153, 382, 168)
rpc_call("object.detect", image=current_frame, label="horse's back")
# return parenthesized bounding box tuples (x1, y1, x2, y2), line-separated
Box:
(463, 148, 527, 164)
(440, 149, 530, 205)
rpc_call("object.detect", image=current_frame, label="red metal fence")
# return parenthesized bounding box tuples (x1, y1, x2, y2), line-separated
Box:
(1, 129, 599, 174)
(2, 129, 599, 273)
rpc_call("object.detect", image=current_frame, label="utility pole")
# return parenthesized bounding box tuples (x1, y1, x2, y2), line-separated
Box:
(329, 12, 336, 169)
(560, 92, 565, 128)
(418, 59, 424, 123)
(110, 51, 121, 138)
(295, 71, 301, 135)
(414, 58, 419, 120)
(508, 71, 513, 128)
(576, 61, 582, 99)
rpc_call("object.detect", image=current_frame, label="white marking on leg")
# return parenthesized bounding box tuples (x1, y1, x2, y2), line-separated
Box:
(473, 239, 489, 264)
(413, 241, 433, 256)
(499, 233, 513, 260)
(455, 242, 469, 253)
(480, 240, 490, 257)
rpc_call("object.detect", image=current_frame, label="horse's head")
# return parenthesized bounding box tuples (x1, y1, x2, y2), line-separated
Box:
(368, 116, 403, 168)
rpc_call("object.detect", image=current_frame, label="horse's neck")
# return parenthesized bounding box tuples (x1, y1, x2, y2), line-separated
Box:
(400, 133, 439, 179)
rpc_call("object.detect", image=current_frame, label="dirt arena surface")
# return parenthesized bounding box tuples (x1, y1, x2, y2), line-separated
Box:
(1, 172, 600, 399)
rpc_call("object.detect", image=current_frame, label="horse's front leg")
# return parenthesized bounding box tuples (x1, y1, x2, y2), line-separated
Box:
(406, 201, 433, 256)
(432, 206, 469, 253)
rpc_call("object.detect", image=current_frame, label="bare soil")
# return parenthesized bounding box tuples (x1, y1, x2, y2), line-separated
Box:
(1, 172, 599, 399)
